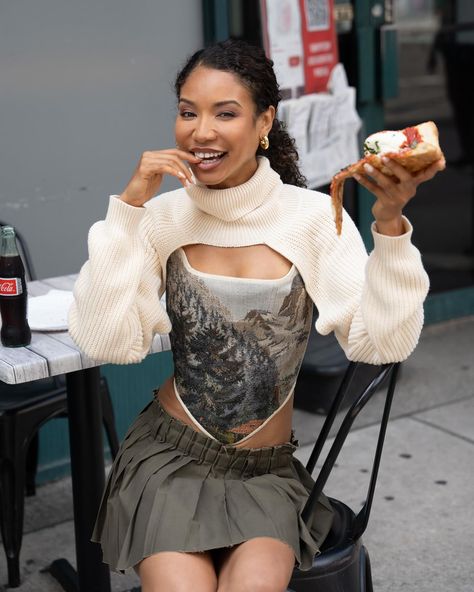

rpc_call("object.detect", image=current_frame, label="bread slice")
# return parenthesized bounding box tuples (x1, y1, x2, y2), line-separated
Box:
(330, 121, 444, 235)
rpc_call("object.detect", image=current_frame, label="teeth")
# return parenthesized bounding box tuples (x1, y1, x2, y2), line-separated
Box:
(194, 151, 225, 159)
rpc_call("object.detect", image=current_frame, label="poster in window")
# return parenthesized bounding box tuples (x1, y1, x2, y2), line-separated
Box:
(299, 0, 338, 93)
(260, 0, 306, 98)
(261, 0, 338, 95)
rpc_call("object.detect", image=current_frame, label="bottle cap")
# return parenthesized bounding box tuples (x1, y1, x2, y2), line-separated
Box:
(1, 226, 15, 236)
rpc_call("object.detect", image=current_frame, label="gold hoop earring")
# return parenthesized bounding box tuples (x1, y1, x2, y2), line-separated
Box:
(259, 135, 270, 150)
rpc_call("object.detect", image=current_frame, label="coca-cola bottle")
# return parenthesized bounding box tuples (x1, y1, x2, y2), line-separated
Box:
(0, 226, 31, 347)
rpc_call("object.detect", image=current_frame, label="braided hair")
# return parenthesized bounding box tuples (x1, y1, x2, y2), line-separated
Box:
(174, 39, 307, 188)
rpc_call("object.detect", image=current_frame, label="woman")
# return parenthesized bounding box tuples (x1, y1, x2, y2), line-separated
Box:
(69, 39, 444, 592)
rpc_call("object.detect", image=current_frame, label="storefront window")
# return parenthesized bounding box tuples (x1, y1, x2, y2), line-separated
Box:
(384, 0, 474, 293)
(395, 0, 437, 23)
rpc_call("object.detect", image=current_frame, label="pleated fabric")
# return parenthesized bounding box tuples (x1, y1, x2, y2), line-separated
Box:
(92, 398, 334, 573)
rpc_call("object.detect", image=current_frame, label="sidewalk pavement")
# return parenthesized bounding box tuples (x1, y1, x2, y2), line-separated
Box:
(1, 316, 473, 592)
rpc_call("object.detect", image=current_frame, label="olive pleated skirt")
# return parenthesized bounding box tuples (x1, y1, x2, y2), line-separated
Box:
(92, 398, 334, 573)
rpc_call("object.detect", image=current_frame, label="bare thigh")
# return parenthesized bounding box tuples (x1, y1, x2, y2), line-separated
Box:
(137, 550, 218, 592)
(215, 537, 296, 592)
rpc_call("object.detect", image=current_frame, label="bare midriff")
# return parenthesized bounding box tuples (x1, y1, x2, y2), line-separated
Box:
(156, 376, 294, 448)
(157, 243, 296, 449)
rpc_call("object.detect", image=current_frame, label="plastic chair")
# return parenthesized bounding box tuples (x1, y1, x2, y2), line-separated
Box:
(0, 222, 120, 588)
(288, 362, 400, 592)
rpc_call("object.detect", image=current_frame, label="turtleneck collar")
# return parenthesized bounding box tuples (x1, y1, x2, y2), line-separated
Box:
(185, 157, 282, 222)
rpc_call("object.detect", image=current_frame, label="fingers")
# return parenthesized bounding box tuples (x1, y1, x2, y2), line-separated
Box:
(360, 157, 445, 202)
(357, 162, 416, 203)
(381, 155, 446, 185)
(166, 148, 202, 164)
(157, 164, 191, 185)
(353, 171, 385, 201)
(141, 150, 197, 186)
(122, 148, 202, 206)
(413, 156, 446, 183)
(353, 154, 445, 231)
(353, 161, 415, 220)
(380, 156, 414, 182)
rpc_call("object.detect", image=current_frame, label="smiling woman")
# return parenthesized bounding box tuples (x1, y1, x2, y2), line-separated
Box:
(68, 38, 443, 592)
(175, 67, 274, 188)
(174, 40, 306, 191)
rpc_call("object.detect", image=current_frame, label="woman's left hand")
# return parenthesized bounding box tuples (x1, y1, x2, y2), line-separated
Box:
(354, 155, 446, 236)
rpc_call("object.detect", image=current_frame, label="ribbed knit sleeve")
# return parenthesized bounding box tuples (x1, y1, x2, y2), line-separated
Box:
(68, 159, 431, 367)
(314, 213, 430, 364)
(68, 196, 172, 364)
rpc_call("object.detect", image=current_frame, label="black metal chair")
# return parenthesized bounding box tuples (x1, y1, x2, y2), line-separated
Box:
(295, 307, 386, 415)
(0, 222, 120, 588)
(288, 361, 400, 591)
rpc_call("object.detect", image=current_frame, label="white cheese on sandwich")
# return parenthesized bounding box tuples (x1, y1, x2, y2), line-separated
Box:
(363, 131, 407, 156)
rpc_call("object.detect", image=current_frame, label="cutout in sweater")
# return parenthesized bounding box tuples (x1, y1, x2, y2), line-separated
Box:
(166, 248, 312, 444)
(69, 157, 429, 374)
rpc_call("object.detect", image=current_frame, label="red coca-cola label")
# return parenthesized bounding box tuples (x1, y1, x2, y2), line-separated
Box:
(0, 278, 23, 296)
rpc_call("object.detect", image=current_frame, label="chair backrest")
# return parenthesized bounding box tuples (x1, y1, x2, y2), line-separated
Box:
(0, 221, 37, 282)
(302, 361, 400, 541)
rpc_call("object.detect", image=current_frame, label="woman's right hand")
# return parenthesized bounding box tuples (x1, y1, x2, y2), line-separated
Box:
(119, 149, 201, 207)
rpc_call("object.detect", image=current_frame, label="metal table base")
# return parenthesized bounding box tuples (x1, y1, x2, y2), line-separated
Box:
(49, 367, 111, 592)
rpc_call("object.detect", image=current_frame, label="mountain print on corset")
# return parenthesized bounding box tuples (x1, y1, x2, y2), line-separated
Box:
(166, 249, 313, 444)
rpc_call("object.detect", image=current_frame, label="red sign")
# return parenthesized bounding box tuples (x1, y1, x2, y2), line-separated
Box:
(0, 278, 22, 296)
(299, 0, 338, 93)
(260, 0, 339, 95)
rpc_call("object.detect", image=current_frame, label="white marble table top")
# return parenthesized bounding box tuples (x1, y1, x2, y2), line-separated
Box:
(0, 274, 170, 384)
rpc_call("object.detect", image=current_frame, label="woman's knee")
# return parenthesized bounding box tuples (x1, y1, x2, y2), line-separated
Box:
(216, 537, 295, 592)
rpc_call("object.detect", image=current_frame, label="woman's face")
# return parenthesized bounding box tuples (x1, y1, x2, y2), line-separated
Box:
(175, 66, 274, 189)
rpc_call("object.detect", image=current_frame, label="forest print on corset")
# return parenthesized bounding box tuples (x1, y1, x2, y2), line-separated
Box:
(166, 248, 313, 444)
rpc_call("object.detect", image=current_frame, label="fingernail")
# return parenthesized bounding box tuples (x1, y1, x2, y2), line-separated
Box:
(381, 156, 390, 164)
(177, 171, 186, 179)
(353, 173, 361, 181)
(363, 163, 374, 173)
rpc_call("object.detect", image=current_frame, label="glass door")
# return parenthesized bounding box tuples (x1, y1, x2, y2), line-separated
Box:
(206, 0, 474, 320)
(385, 0, 474, 305)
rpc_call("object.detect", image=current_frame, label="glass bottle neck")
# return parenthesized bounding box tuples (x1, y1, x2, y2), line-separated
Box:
(1, 234, 19, 257)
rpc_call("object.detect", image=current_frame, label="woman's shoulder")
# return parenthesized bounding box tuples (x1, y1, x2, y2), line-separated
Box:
(145, 187, 189, 213)
(282, 182, 331, 208)
(145, 187, 190, 218)
(279, 182, 362, 246)
(280, 183, 334, 226)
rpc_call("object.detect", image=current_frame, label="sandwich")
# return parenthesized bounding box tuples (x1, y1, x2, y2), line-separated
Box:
(330, 121, 444, 235)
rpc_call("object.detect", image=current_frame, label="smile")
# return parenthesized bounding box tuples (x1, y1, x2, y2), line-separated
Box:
(193, 150, 227, 160)
(192, 151, 227, 171)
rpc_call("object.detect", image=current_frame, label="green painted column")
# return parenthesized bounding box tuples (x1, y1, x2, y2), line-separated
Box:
(203, 0, 230, 45)
(354, 0, 398, 247)
(424, 288, 474, 325)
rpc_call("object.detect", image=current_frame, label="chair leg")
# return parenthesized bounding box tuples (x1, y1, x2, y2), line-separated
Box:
(358, 544, 374, 592)
(25, 433, 39, 497)
(364, 548, 374, 592)
(100, 378, 120, 459)
(0, 453, 27, 588)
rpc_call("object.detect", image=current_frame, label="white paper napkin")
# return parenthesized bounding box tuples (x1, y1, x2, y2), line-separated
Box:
(28, 289, 74, 331)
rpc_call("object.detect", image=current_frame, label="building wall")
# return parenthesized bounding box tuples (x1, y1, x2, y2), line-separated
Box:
(1, 0, 203, 278)
(0, 0, 202, 482)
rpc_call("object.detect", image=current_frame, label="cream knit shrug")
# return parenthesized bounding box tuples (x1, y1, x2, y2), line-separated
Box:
(68, 157, 430, 365)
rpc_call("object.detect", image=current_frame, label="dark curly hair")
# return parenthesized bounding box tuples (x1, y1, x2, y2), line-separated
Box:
(174, 39, 307, 188)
